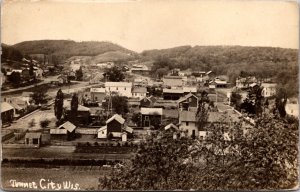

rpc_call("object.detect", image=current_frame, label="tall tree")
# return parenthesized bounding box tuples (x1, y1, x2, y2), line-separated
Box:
(196, 91, 209, 131)
(54, 89, 64, 120)
(31, 86, 48, 105)
(70, 93, 79, 124)
(75, 66, 83, 81)
(105, 66, 125, 82)
(274, 87, 287, 117)
(8, 71, 21, 85)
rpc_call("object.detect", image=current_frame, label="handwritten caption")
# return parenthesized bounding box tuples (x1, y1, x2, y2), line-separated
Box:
(10, 179, 80, 190)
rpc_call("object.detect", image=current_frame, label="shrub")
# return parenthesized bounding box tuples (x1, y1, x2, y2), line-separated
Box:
(94, 142, 99, 146)
(40, 119, 51, 128)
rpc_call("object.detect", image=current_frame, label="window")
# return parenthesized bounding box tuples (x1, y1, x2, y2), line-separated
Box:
(116, 87, 118, 90)
(186, 122, 189, 126)
(124, 87, 126, 90)
(189, 98, 192, 102)
(145, 116, 149, 120)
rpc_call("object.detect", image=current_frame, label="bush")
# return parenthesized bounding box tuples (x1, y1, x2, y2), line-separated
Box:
(86, 142, 91, 146)
(40, 119, 51, 128)
(94, 142, 99, 146)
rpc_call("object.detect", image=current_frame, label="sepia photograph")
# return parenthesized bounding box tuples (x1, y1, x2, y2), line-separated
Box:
(0, 0, 299, 191)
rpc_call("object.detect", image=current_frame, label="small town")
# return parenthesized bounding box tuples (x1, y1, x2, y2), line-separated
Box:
(1, 1, 299, 191)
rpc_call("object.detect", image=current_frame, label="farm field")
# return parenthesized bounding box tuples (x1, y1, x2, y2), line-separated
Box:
(1, 166, 111, 190)
(2, 146, 134, 160)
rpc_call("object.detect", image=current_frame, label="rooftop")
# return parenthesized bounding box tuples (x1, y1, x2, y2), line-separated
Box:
(1, 102, 14, 113)
(163, 89, 184, 94)
(58, 121, 77, 132)
(179, 111, 197, 122)
(90, 88, 106, 93)
(105, 82, 132, 87)
(106, 114, 125, 124)
(141, 107, 163, 115)
(132, 87, 147, 93)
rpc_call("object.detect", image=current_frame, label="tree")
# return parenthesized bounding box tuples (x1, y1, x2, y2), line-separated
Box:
(99, 114, 298, 190)
(274, 87, 287, 118)
(8, 71, 21, 84)
(105, 66, 125, 82)
(70, 93, 79, 124)
(29, 63, 34, 77)
(196, 91, 209, 131)
(31, 86, 48, 105)
(40, 119, 50, 128)
(54, 89, 64, 120)
(102, 95, 129, 115)
(75, 66, 83, 81)
(230, 92, 242, 110)
(132, 112, 142, 127)
(240, 85, 264, 116)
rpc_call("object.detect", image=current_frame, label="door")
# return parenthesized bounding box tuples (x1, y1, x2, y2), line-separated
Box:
(192, 130, 196, 139)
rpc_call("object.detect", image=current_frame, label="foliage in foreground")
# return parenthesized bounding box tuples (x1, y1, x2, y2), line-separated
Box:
(99, 114, 298, 190)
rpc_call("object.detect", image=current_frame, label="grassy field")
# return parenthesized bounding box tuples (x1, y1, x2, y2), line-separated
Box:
(1, 166, 111, 190)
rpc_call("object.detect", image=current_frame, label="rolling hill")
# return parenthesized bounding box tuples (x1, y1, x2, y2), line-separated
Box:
(12, 40, 138, 63)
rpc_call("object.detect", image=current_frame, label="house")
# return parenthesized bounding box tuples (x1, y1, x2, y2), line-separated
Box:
(105, 82, 132, 98)
(97, 114, 133, 141)
(33, 67, 43, 79)
(25, 132, 42, 147)
(90, 88, 106, 102)
(236, 76, 258, 89)
(89, 73, 104, 84)
(209, 82, 216, 89)
(163, 89, 184, 100)
(5, 97, 29, 117)
(63, 100, 91, 125)
(132, 87, 147, 99)
(261, 83, 277, 97)
(177, 93, 199, 111)
(178, 111, 198, 138)
(140, 107, 163, 128)
(183, 87, 197, 94)
(285, 98, 299, 118)
(50, 121, 77, 140)
(130, 64, 150, 75)
(163, 76, 183, 87)
(1, 102, 14, 124)
(140, 96, 157, 108)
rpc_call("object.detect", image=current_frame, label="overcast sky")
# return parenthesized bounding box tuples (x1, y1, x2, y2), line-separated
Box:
(2, 0, 299, 52)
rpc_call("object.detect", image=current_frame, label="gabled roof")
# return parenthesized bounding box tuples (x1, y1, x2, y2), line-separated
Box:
(1, 102, 14, 113)
(164, 123, 179, 131)
(132, 86, 147, 93)
(183, 87, 197, 93)
(22, 92, 33, 97)
(140, 96, 157, 104)
(58, 121, 77, 132)
(25, 132, 42, 139)
(90, 88, 106, 93)
(124, 126, 133, 133)
(163, 89, 184, 94)
(106, 114, 125, 124)
(179, 111, 197, 122)
(141, 107, 163, 115)
(105, 82, 132, 87)
(163, 76, 183, 79)
(98, 126, 107, 132)
(177, 93, 198, 104)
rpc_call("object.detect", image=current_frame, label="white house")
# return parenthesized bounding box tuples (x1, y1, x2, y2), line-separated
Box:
(261, 83, 277, 97)
(105, 82, 132, 98)
(132, 87, 147, 99)
(178, 111, 198, 138)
